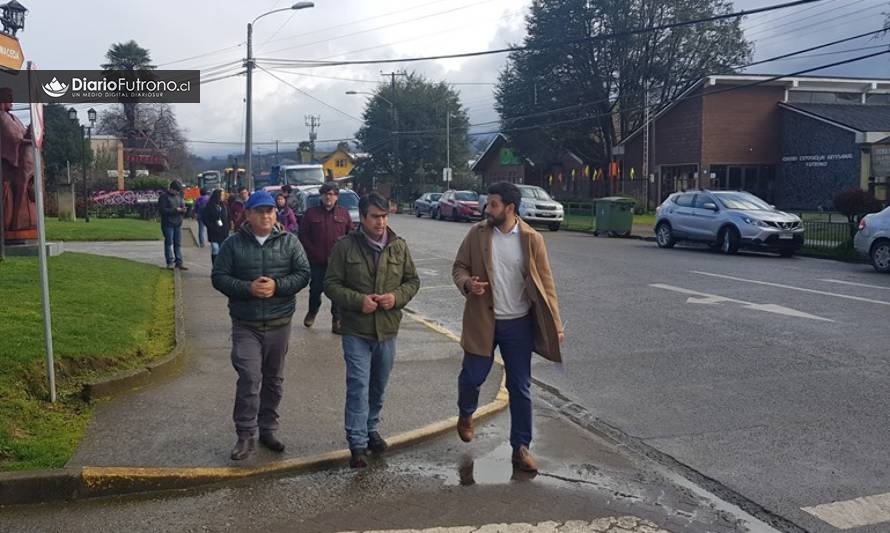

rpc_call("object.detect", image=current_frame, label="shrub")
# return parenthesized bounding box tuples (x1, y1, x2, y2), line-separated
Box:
(833, 188, 883, 237)
(131, 176, 171, 191)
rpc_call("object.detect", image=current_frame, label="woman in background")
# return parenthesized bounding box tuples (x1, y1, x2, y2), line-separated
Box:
(202, 189, 229, 264)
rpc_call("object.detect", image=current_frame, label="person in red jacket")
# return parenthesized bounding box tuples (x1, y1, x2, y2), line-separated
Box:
(299, 182, 352, 334)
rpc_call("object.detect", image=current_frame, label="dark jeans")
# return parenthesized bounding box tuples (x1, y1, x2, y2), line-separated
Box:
(230, 322, 291, 439)
(161, 224, 183, 266)
(457, 314, 534, 450)
(309, 263, 339, 320)
(342, 335, 396, 450)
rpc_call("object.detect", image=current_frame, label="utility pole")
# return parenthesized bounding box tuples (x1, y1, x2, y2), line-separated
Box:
(382, 71, 407, 200)
(245, 23, 254, 190)
(275, 139, 280, 164)
(305, 115, 320, 162)
(642, 79, 650, 201)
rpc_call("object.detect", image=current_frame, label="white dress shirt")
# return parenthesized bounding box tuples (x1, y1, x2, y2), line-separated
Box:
(490, 220, 530, 320)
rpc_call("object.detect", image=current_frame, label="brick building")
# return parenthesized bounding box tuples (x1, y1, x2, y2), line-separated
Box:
(618, 74, 890, 210)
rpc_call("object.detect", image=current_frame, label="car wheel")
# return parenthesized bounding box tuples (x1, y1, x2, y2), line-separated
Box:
(870, 239, 890, 273)
(779, 250, 794, 258)
(432, 208, 438, 220)
(549, 223, 560, 231)
(719, 226, 740, 255)
(452, 209, 460, 222)
(416, 209, 422, 218)
(655, 222, 675, 248)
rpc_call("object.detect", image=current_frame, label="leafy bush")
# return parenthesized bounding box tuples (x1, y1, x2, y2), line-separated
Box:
(131, 176, 171, 191)
(833, 188, 883, 237)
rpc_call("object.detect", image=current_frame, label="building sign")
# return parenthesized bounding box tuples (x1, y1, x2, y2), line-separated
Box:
(499, 147, 521, 166)
(0, 34, 23, 70)
(781, 153, 854, 168)
(872, 144, 890, 177)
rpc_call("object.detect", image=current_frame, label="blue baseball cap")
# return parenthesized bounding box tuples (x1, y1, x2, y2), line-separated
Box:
(245, 190, 276, 209)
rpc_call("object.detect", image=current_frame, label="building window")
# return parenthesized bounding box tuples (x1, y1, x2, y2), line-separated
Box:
(336, 159, 348, 168)
(788, 91, 862, 104)
(709, 164, 775, 203)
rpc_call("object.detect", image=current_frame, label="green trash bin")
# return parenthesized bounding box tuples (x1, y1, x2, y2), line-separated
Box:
(593, 197, 636, 237)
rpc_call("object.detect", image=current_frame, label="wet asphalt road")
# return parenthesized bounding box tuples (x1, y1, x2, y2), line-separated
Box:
(0, 400, 756, 533)
(388, 214, 890, 533)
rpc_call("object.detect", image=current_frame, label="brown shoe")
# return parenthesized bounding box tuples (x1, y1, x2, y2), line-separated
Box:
(457, 415, 474, 443)
(511, 446, 538, 473)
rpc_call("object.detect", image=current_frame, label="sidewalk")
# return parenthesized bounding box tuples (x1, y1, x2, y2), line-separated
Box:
(60, 231, 502, 470)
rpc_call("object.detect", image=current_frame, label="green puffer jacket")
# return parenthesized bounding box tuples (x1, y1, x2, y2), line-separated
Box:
(211, 223, 311, 328)
(324, 228, 420, 340)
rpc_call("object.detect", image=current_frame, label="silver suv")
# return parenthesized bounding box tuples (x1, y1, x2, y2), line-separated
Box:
(517, 185, 564, 231)
(655, 190, 804, 257)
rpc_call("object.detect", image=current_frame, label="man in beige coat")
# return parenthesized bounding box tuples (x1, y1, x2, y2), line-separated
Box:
(452, 181, 565, 472)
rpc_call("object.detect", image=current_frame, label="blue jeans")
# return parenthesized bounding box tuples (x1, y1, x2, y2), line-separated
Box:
(196, 217, 206, 247)
(342, 335, 396, 450)
(458, 314, 534, 450)
(210, 242, 221, 255)
(161, 224, 183, 266)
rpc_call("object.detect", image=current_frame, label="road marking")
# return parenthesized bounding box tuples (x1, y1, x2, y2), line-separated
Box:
(418, 285, 454, 291)
(650, 284, 833, 321)
(334, 517, 669, 532)
(803, 492, 890, 530)
(820, 278, 890, 291)
(692, 271, 890, 307)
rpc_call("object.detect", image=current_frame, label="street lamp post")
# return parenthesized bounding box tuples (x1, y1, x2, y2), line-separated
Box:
(68, 107, 96, 222)
(246, 2, 314, 192)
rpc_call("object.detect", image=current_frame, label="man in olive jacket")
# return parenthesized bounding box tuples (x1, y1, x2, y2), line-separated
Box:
(211, 190, 311, 461)
(324, 193, 420, 468)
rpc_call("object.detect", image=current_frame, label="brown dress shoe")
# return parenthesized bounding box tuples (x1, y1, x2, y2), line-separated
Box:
(457, 415, 474, 442)
(511, 445, 538, 473)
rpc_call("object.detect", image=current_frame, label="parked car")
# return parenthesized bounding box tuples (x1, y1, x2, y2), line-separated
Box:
(654, 190, 804, 257)
(414, 192, 442, 218)
(854, 206, 890, 273)
(295, 187, 361, 228)
(517, 184, 564, 231)
(435, 190, 481, 222)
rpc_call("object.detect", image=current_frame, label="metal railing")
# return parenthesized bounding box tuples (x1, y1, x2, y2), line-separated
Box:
(801, 221, 853, 250)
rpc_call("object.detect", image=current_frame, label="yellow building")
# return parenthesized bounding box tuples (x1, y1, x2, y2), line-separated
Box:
(321, 143, 356, 180)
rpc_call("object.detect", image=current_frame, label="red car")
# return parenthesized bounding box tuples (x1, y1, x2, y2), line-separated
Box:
(434, 190, 481, 222)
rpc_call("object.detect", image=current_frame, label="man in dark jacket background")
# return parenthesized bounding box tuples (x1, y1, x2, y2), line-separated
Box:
(324, 193, 420, 468)
(299, 182, 352, 334)
(158, 179, 188, 270)
(211, 190, 311, 461)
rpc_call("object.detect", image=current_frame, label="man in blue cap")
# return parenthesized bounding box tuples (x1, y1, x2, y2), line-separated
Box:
(211, 190, 311, 461)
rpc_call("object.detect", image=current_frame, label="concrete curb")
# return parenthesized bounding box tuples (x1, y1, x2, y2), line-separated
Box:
(82, 267, 187, 401)
(0, 308, 509, 506)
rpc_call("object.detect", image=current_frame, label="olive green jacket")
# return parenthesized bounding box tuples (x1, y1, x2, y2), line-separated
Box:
(324, 228, 420, 340)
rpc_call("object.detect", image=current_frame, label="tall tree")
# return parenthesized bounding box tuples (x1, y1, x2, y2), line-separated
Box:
(354, 73, 471, 200)
(101, 40, 156, 181)
(95, 103, 192, 180)
(496, 0, 752, 168)
(41, 103, 91, 188)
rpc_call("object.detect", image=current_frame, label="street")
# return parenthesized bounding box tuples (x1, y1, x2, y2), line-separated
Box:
(390, 214, 890, 533)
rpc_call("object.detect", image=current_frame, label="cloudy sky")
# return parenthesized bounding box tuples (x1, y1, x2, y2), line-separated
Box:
(18, 0, 890, 158)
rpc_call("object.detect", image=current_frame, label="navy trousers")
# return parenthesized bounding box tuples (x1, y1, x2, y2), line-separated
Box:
(457, 314, 534, 450)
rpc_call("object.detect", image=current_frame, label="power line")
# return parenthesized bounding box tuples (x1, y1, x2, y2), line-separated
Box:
(393, 49, 890, 137)
(254, 64, 366, 124)
(260, 0, 496, 57)
(257, 0, 829, 68)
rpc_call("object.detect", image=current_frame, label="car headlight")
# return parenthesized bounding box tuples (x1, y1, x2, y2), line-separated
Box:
(742, 216, 768, 227)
